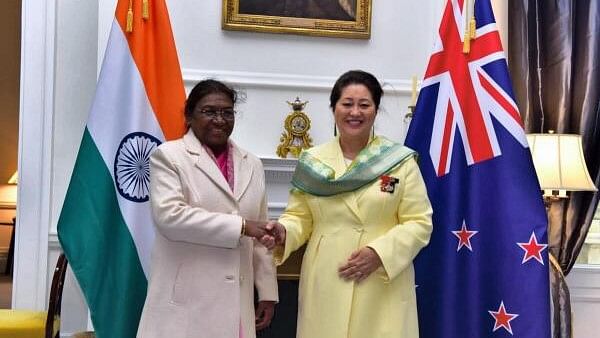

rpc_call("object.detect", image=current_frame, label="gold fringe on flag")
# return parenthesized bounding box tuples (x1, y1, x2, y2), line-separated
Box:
(462, 0, 476, 53)
(143, 0, 150, 20)
(126, 0, 134, 32)
(462, 35, 471, 53)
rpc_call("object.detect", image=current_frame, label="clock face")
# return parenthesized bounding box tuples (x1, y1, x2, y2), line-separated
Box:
(290, 115, 308, 134)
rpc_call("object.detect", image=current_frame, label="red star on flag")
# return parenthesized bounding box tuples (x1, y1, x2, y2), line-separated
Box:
(489, 301, 519, 335)
(451, 221, 478, 251)
(517, 232, 548, 264)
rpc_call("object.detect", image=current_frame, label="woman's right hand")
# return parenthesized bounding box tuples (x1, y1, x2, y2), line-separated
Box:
(260, 221, 286, 250)
(244, 220, 269, 239)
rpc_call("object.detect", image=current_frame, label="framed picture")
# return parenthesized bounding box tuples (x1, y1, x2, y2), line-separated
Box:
(222, 0, 372, 39)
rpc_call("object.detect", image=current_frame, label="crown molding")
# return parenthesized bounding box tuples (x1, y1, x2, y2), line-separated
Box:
(182, 69, 414, 94)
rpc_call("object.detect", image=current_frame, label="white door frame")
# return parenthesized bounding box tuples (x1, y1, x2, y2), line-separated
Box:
(13, 0, 56, 310)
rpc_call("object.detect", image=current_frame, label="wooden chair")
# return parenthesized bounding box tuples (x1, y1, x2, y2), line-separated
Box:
(0, 253, 68, 338)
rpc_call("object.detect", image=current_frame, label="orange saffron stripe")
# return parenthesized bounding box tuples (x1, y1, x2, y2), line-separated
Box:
(115, 0, 186, 141)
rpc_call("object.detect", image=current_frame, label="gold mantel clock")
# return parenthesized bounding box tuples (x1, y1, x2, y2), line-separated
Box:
(277, 97, 313, 158)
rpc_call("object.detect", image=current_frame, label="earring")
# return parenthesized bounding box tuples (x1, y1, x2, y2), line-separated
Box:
(334, 123, 337, 136)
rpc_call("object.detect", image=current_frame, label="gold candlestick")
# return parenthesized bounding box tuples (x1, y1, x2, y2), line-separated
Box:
(410, 75, 418, 106)
(405, 76, 418, 120)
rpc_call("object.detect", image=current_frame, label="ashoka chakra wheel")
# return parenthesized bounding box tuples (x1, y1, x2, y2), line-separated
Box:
(114, 132, 162, 202)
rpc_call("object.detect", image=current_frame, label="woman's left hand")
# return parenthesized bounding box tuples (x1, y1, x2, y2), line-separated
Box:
(338, 247, 383, 283)
(255, 300, 276, 330)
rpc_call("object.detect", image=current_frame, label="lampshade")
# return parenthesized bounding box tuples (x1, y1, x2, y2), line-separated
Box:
(7, 171, 17, 185)
(527, 133, 597, 194)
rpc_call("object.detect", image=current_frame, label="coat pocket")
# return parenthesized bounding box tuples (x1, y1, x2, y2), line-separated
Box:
(170, 262, 187, 305)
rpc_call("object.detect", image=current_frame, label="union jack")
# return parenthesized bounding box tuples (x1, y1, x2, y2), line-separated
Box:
(424, 0, 528, 176)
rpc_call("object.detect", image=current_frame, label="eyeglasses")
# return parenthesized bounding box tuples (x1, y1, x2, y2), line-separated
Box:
(196, 108, 237, 121)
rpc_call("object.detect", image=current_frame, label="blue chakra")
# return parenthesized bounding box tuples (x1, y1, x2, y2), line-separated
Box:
(114, 132, 161, 202)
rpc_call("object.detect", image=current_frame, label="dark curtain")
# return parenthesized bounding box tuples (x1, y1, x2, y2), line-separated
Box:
(508, 1, 600, 337)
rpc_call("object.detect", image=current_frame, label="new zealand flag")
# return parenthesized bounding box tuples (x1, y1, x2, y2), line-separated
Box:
(405, 0, 551, 336)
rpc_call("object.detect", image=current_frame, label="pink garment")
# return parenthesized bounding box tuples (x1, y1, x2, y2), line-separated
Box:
(203, 142, 243, 338)
(203, 142, 235, 191)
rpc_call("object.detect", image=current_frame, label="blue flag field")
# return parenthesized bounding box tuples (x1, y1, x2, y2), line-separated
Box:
(405, 0, 552, 336)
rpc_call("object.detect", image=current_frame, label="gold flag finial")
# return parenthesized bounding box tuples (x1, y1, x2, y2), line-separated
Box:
(143, 0, 150, 20)
(126, 0, 134, 32)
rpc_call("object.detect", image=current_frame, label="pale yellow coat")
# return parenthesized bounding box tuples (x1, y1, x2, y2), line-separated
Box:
(276, 138, 433, 338)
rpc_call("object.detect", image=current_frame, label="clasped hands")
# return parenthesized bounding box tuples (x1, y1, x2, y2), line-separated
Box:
(245, 220, 383, 283)
(243, 220, 286, 249)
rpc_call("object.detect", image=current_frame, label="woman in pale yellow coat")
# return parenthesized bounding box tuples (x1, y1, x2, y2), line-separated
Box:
(264, 70, 433, 338)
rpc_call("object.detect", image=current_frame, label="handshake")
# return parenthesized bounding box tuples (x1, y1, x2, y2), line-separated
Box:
(244, 220, 286, 250)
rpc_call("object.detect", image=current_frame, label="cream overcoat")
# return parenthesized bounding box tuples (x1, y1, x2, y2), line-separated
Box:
(137, 130, 278, 338)
(276, 138, 433, 338)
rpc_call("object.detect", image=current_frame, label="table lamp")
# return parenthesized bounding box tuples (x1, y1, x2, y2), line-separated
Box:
(527, 132, 597, 202)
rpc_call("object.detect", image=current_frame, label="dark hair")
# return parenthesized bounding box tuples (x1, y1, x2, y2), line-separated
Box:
(329, 70, 383, 110)
(184, 79, 238, 124)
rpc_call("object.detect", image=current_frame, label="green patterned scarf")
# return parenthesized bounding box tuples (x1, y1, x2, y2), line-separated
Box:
(291, 136, 416, 196)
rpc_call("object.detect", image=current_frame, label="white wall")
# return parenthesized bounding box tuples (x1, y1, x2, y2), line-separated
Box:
(45, 1, 443, 335)
(567, 266, 600, 338)
(51, 0, 445, 234)
(47, 1, 442, 335)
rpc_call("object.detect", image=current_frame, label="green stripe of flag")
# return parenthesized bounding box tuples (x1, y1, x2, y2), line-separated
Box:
(58, 128, 147, 338)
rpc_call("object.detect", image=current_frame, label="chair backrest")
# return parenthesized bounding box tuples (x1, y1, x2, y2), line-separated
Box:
(45, 253, 68, 338)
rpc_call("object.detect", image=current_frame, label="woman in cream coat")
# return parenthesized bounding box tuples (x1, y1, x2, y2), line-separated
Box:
(265, 71, 433, 338)
(137, 80, 278, 338)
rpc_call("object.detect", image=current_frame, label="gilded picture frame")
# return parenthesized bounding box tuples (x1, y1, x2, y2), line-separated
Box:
(222, 0, 372, 39)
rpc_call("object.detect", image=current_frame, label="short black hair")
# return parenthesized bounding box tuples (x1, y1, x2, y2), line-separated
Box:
(329, 70, 383, 110)
(184, 79, 237, 124)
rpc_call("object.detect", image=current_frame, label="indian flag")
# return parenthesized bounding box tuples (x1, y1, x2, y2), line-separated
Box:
(57, 0, 185, 337)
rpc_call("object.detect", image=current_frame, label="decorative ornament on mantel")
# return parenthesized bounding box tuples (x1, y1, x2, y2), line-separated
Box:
(277, 97, 313, 158)
(405, 75, 419, 121)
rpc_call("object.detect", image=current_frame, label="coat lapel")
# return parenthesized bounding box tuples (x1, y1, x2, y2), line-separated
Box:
(183, 130, 235, 201)
(318, 138, 364, 224)
(232, 142, 253, 201)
